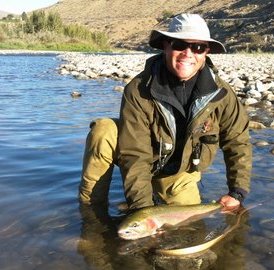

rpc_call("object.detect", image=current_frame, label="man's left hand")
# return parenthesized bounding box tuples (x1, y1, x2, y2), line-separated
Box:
(219, 194, 241, 211)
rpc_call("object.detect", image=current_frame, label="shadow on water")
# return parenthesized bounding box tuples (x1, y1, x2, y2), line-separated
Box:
(0, 54, 273, 270)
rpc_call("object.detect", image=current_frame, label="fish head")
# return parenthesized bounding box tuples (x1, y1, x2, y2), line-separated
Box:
(118, 211, 158, 240)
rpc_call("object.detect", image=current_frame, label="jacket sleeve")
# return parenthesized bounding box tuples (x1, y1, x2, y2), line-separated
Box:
(219, 88, 252, 198)
(118, 80, 155, 210)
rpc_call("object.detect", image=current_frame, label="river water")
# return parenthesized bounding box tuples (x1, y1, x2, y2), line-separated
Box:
(0, 54, 273, 270)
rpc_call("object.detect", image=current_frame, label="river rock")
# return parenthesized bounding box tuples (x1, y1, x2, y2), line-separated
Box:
(264, 93, 274, 102)
(85, 69, 98, 79)
(75, 73, 89, 80)
(255, 80, 265, 92)
(247, 89, 262, 99)
(59, 68, 71, 75)
(243, 98, 259, 106)
(114, 86, 124, 92)
(249, 121, 266, 129)
(247, 235, 274, 255)
(71, 91, 82, 98)
(231, 77, 246, 89)
(255, 141, 269, 146)
(153, 249, 217, 270)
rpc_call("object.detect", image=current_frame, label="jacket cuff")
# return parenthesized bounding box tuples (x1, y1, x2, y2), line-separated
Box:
(228, 187, 247, 202)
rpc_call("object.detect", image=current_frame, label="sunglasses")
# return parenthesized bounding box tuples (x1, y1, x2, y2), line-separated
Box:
(170, 40, 209, 54)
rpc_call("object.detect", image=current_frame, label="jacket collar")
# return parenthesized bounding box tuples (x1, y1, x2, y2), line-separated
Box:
(148, 54, 219, 113)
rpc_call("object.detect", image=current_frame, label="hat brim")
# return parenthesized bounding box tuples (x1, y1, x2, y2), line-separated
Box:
(149, 30, 226, 54)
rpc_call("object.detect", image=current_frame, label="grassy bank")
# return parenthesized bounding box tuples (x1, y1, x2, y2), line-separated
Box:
(0, 33, 111, 52)
(0, 12, 112, 52)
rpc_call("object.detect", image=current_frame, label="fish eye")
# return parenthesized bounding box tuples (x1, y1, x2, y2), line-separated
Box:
(131, 222, 139, 228)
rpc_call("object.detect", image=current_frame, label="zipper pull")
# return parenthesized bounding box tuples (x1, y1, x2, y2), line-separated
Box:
(192, 143, 201, 171)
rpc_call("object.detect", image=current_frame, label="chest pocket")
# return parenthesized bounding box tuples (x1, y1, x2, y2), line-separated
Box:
(191, 118, 220, 171)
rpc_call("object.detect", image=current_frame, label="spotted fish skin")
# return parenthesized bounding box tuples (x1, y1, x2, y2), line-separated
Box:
(118, 203, 222, 240)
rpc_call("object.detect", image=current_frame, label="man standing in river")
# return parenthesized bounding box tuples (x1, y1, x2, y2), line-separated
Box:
(79, 13, 252, 212)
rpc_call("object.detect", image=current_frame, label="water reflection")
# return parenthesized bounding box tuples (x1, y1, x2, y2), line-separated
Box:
(78, 204, 152, 270)
(78, 204, 116, 269)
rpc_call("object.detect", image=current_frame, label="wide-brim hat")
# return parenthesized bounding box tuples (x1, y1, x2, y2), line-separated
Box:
(149, 13, 226, 54)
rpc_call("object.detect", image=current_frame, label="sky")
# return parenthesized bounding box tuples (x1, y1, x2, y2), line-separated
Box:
(0, 0, 58, 14)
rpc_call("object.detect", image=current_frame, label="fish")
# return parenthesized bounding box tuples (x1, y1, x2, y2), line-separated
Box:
(118, 225, 205, 255)
(117, 202, 222, 240)
(155, 202, 262, 256)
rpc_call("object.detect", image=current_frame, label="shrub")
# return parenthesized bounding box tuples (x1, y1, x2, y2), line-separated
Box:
(0, 26, 7, 42)
(0, 11, 111, 52)
(162, 10, 173, 20)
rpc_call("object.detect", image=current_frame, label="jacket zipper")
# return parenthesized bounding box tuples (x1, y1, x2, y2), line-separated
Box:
(153, 100, 176, 172)
(183, 91, 221, 171)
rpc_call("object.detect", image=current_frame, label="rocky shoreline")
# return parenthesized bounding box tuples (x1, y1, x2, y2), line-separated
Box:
(58, 52, 274, 129)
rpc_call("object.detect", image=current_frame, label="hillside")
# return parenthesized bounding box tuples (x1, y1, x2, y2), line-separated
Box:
(44, 0, 274, 52)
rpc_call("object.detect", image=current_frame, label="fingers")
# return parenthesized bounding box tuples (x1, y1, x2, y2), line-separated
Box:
(219, 194, 241, 212)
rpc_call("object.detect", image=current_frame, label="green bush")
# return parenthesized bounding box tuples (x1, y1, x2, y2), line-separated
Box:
(162, 10, 173, 20)
(0, 11, 111, 52)
(63, 23, 93, 40)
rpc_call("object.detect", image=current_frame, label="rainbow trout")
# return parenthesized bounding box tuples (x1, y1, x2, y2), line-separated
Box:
(118, 203, 222, 240)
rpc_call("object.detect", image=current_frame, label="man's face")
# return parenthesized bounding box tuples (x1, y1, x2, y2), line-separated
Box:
(164, 39, 209, 81)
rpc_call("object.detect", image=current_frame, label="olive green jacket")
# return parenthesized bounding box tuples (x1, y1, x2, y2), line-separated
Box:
(118, 54, 252, 209)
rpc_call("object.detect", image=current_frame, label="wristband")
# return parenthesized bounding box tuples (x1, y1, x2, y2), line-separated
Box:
(228, 191, 244, 202)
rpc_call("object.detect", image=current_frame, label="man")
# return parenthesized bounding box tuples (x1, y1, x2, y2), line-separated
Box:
(79, 14, 252, 212)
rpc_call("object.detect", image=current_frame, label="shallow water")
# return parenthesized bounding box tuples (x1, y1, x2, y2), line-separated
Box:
(0, 54, 273, 270)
